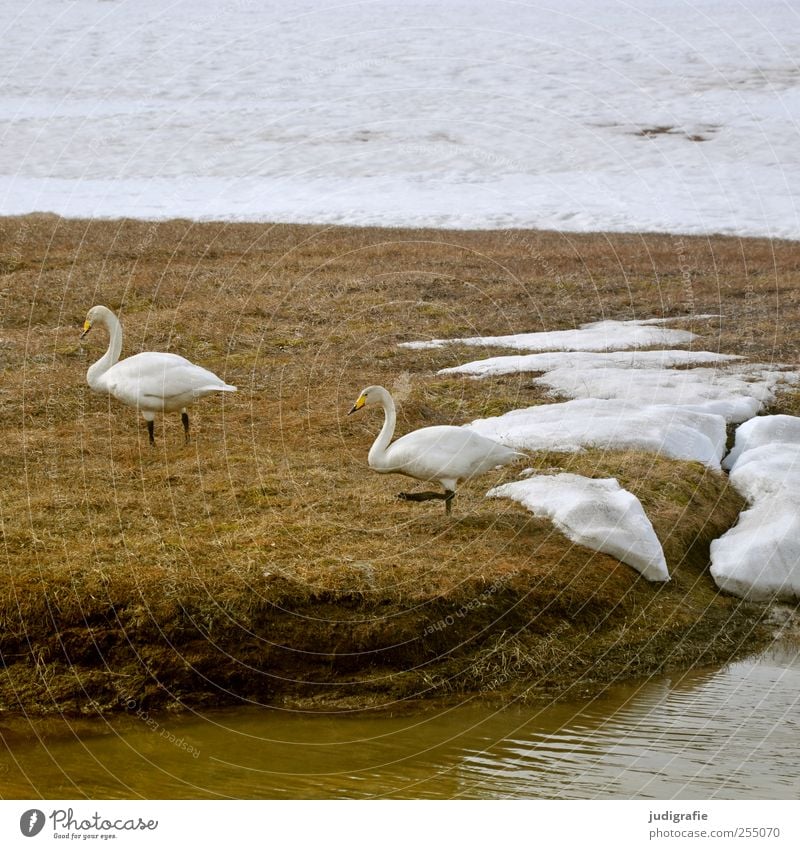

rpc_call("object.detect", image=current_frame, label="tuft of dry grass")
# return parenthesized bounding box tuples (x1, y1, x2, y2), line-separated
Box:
(0, 215, 796, 714)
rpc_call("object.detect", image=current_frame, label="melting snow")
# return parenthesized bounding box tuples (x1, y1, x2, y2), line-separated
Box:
(441, 349, 740, 378)
(427, 325, 798, 424)
(407, 318, 799, 585)
(488, 474, 670, 582)
(531, 363, 797, 424)
(468, 399, 727, 469)
(722, 415, 800, 471)
(711, 416, 800, 602)
(400, 319, 701, 352)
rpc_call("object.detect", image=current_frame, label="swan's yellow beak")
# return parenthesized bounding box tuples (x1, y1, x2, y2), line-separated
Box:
(348, 394, 366, 415)
(80, 320, 92, 339)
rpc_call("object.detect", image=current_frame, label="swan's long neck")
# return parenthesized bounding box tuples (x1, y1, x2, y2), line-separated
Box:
(367, 388, 397, 469)
(87, 309, 123, 391)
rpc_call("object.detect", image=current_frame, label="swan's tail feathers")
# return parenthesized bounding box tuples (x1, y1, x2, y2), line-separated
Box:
(495, 449, 528, 470)
(207, 383, 237, 393)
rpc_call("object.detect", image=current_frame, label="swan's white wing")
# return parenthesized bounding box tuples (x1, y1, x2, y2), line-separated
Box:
(103, 352, 236, 411)
(383, 426, 519, 484)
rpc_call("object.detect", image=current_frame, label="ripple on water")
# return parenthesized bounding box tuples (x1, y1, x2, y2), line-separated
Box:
(1, 639, 798, 799)
(451, 641, 800, 799)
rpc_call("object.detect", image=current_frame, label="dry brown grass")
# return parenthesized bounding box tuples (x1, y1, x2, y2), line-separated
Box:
(0, 215, 797, 714)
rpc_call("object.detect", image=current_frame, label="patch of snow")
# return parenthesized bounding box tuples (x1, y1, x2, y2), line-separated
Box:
(441, 349, 740, 378)
(468, 398, 727, 468)
(401, 319, 701, 352)
(710, 501, 800, 602)
(531, 363, 798, 423)
(487, 473, 669, 582)
(722, 414, 800, 470)
(710, 416, 800, 602)
(726, 444, 800, 502)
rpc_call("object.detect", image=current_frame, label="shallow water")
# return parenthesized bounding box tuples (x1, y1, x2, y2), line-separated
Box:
(2, 639, 798, 799)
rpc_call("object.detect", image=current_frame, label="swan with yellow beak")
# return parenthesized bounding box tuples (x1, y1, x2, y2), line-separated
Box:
(348, 385, 523, 514)
(81, 305, 236, 445)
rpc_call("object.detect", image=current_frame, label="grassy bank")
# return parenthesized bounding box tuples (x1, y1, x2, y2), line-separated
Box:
(0, 215, 798, 715)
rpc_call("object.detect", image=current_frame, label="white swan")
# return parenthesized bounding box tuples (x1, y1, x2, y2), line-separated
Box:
(81, 305, 237, 445)
(348, 385, 523, 514)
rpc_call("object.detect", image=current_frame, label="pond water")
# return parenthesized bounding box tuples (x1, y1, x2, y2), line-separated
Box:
(2, 637, 798, 799)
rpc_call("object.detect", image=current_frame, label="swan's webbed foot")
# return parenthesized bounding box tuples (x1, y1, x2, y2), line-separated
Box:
(146, 420, 155, 446)
(397, 490, 456, 514)
(181, 411, 190, 444)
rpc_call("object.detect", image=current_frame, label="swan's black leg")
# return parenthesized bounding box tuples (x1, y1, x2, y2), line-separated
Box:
(397, 490, 448, 503)
(181, 411, 190, 444)
(147, 420, 155, 446)
(397, 490, 457, 515)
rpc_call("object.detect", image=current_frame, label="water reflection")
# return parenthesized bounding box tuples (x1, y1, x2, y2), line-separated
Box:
(1, 640, 798, 799)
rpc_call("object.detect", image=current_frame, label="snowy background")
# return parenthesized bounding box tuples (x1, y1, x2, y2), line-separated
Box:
(1, 0, 799, 237)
